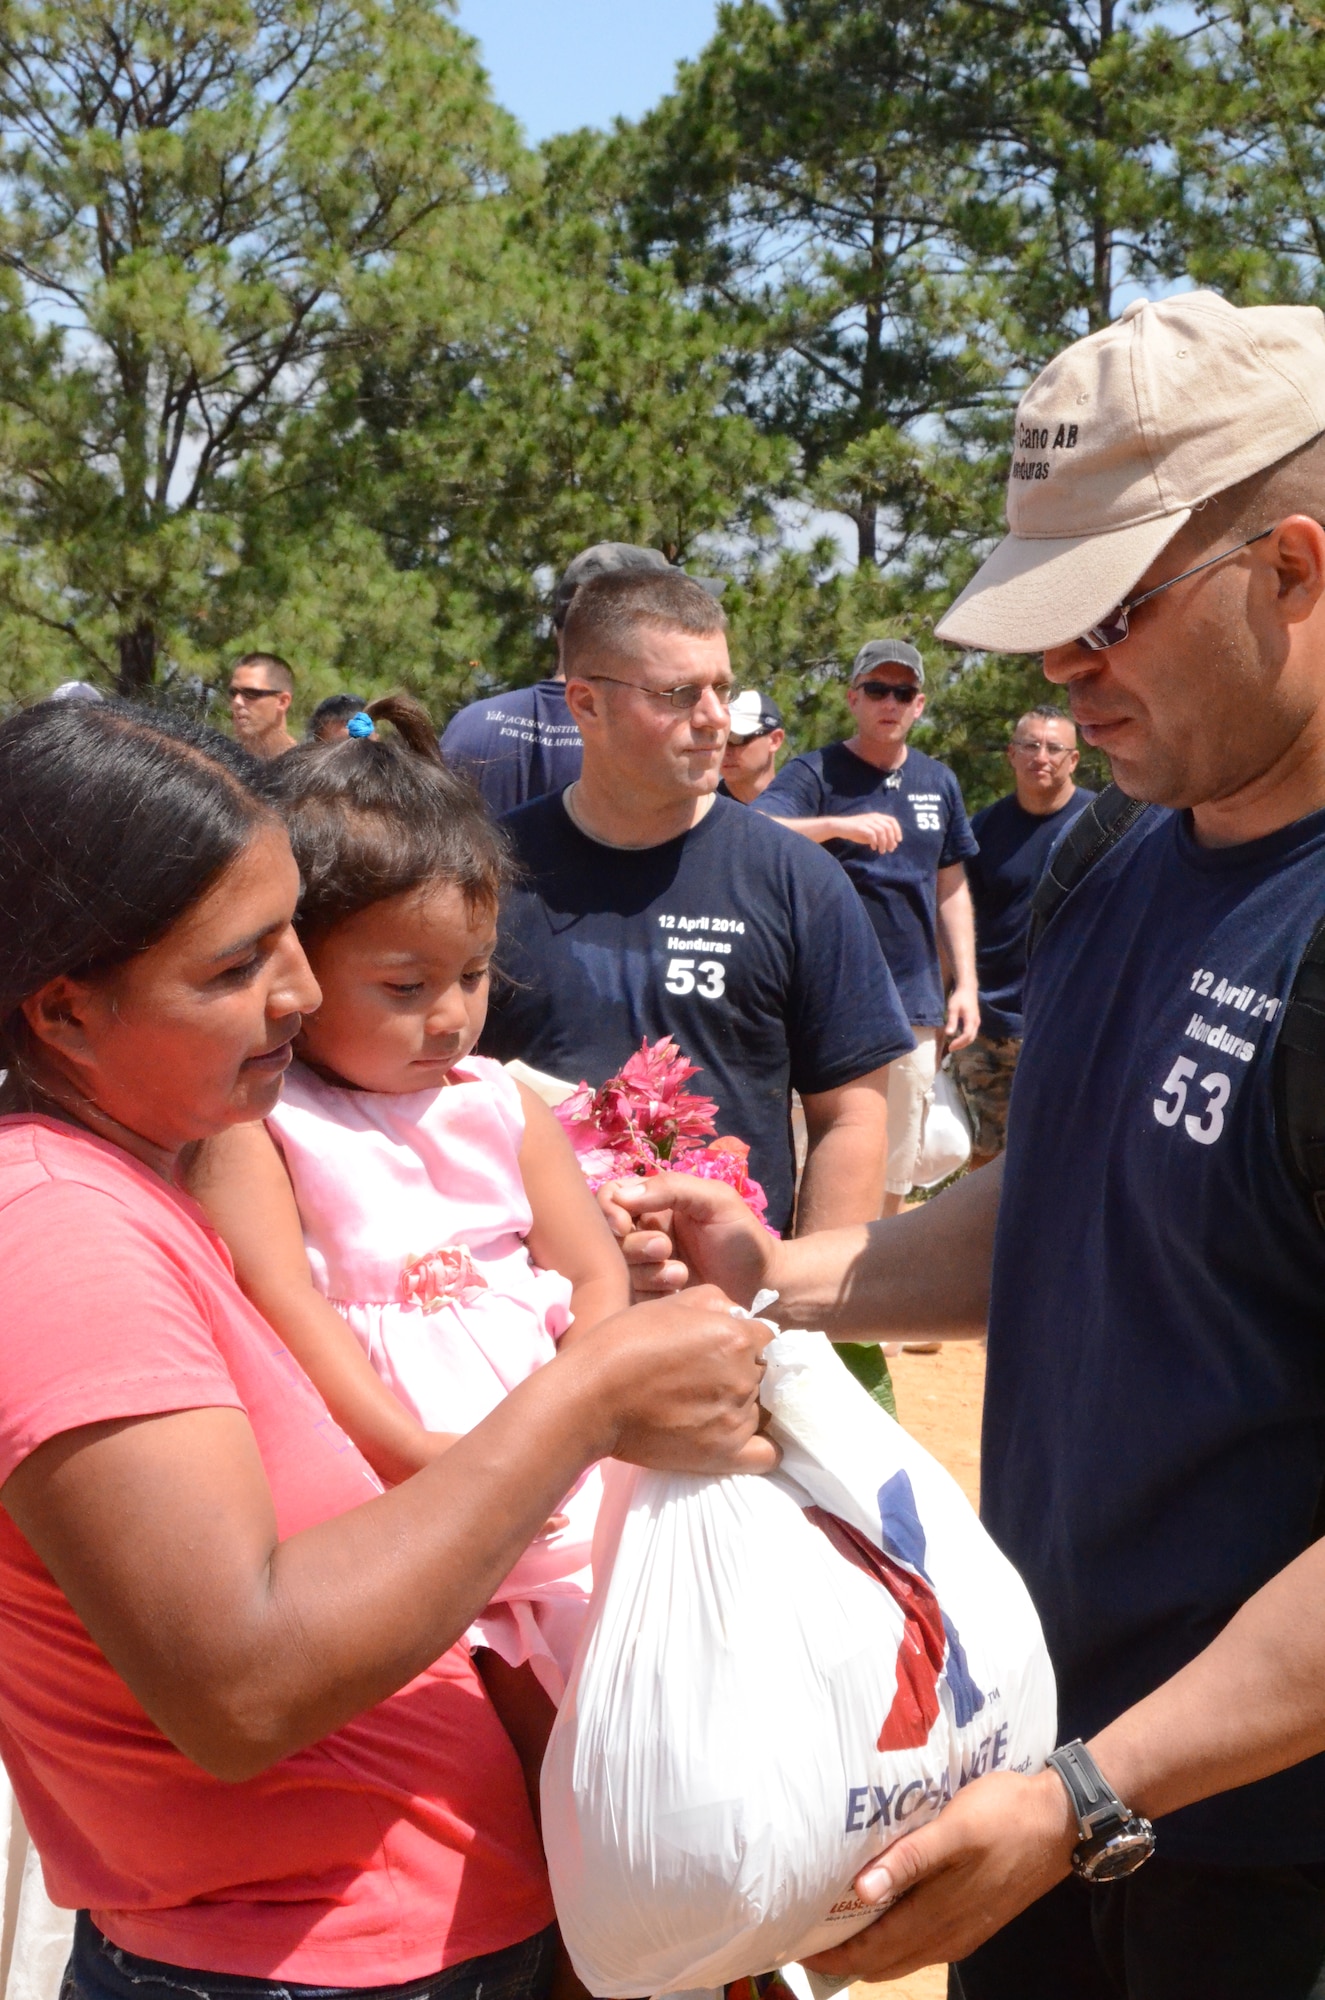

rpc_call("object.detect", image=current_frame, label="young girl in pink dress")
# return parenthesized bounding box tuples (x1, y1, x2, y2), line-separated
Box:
(189, 697, 628, 1778)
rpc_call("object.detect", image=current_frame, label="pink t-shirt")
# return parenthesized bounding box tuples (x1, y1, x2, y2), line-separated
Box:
(0, 1117, 553, 1983)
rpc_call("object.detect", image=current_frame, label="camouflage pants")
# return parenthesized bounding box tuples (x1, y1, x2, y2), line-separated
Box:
(949, 1033, 1021, 1159)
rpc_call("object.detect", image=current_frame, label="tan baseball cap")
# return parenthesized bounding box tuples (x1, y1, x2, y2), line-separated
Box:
(935, 290, 1325, 653)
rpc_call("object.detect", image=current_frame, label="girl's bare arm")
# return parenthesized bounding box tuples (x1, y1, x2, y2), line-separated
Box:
(186, 1125, 452, 1484)
(515, 1084, 631, 1345)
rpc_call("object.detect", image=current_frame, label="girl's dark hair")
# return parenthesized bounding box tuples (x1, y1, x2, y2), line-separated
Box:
(0, 699, 273, 1072)
(264, 692, 511, 937)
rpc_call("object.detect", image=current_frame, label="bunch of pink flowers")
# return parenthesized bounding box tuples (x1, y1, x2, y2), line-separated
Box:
(554, 1036, 776, 1232)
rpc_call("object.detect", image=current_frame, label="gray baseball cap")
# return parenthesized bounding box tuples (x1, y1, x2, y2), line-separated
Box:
(552, 542, 726, 626)
(849, 638, 924, 687)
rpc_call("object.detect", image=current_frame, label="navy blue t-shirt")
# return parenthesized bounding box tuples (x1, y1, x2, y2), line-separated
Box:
(986, 802, 1325, 1864)
(480, 793, 914, 1232)
(967, 786, 1095, 1039)
(758, 743, 978, 1026)
(440, 680, 582, 817)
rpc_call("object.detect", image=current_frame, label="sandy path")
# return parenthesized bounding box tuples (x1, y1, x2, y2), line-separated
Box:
(850, 1338, 987, 2000)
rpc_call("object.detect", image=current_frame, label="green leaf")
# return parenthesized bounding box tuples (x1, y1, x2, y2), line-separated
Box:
(835, 1339, 897, 1420)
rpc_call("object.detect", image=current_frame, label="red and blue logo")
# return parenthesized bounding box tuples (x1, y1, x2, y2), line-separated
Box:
(808, 1469, 985, 1751)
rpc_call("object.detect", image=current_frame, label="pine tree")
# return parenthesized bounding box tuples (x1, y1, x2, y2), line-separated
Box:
(0, 0, 517, 693)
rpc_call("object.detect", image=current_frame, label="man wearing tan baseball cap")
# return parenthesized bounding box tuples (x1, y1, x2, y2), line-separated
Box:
(599, 292, 1325, 1998)
(937, 288, 1325, 656)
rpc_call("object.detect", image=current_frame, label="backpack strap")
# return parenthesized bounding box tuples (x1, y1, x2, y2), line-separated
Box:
(1273, 912, 1325, 1229)
(1026, 784, 1150, 962)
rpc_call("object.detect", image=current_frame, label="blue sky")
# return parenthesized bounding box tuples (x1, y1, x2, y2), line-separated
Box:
(453, 0, 720, 141)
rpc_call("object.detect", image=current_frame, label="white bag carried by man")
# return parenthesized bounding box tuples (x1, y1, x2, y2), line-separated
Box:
(541, 1311, 1056, 1997)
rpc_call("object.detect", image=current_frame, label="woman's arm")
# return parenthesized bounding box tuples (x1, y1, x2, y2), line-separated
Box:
(1, 1288, 774, 1783)
(186, 1125, 452, 1485)
(516, 1082, 630, 1344)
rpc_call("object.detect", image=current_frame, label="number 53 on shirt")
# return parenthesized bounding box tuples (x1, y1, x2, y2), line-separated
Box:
(1153, 1057, 1231, 1146)
(664, 957, 727, 999)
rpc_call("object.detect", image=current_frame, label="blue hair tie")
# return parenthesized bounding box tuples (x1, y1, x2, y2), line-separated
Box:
(346, 711, 375, 739)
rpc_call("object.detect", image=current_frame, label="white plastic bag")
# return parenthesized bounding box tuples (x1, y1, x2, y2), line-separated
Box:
(542, 1318, 1055, 1997)
(912, 1062, 973, 1188)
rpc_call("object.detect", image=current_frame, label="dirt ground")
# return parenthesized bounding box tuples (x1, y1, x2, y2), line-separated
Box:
(849, 1338, 988, 2000)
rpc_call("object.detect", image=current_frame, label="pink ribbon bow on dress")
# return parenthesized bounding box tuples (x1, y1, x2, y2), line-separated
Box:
(400, 1243, 490, 1311)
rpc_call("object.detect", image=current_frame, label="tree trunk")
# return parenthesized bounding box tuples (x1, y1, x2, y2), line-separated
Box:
(1091, 0, 1115, 328)
(857, 161, 887, 570)
(116, 619, 158, 695)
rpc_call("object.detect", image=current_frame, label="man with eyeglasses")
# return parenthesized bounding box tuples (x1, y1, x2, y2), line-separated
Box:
(441, 542, 723, 815)
(759, 639, 980, 1214)
(227, 652, 297, 759)
(601, 293, 1325, 1997)
(480, 568, 914, 1236)
(950, 707, 1095, 1168)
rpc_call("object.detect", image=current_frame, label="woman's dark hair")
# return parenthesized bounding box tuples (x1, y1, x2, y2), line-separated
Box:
(264, 692, 511, 937)
(0, 699, 274, 1074)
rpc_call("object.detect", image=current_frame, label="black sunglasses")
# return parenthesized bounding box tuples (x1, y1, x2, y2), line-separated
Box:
(854, 680, 920, 704)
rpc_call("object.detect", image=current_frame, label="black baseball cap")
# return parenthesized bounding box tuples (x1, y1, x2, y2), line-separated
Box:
(552, 542, 726, 627)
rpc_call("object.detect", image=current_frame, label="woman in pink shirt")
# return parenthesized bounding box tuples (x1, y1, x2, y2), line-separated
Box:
(0, 700, 773, 2000)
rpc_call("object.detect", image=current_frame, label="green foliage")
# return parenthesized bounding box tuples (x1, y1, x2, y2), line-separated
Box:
(836, 1339, 897, 1419)
(0, 0, 1323, 768)
(275, 146, 793, 703)
(621, 0, 1013, 566)
(0, 0, 518, 695)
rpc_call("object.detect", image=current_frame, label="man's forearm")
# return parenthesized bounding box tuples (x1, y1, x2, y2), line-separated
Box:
(937, 874, 977, 990)
(1089, 1535, 1325, 1823)
(772, 1156, 1001, 1339)
(768, 815, 835, 844)
(796, 1103, 889, 1234)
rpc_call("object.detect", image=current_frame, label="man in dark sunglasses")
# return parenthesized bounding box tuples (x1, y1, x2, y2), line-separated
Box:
(758, 636, 979, 1213)
(227, 650, 297, 760)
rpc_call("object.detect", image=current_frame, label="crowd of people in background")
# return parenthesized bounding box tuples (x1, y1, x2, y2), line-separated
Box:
(214, 544, 1060, 1228)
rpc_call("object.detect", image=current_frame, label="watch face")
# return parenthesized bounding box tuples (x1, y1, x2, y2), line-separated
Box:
(1075, 1821, 1156, 1883)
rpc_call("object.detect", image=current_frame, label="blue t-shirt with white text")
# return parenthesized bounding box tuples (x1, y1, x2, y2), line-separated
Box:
(967, 786, 1095, 1038)
(986, 802, 1325, 1864)
(480, 793, 914, 1232)
(758, 743, 978, 1026)
(441, 681, 582, 817)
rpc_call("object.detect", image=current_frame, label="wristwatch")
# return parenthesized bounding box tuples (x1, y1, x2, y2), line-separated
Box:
(1045, 1740, 1156, 1883)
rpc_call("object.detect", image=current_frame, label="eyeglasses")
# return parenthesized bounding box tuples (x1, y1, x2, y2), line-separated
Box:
(1079, 527, 1275, 650)
(854, 680, 920, 704)
(228, 685, 285, 701)
(582, 674, 734, 712)
(1010, 738, 1074, 760)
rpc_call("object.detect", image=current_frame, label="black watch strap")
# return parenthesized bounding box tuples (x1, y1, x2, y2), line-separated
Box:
(1046, 1740, 1128, 1838)
(1046, 1740, 1156, 1883)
